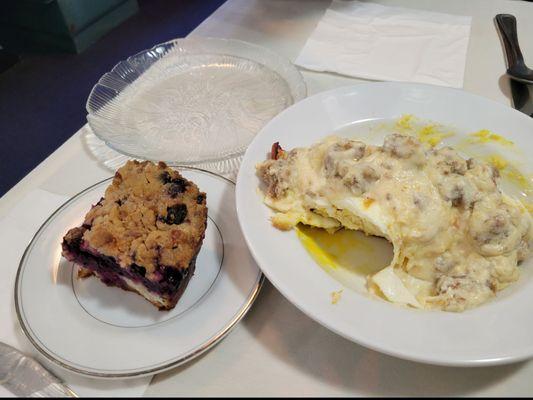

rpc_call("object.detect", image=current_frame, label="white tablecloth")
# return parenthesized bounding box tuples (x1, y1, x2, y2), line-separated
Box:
(2, 0, 533, 396)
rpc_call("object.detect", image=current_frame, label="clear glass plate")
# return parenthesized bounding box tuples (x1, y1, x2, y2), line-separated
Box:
(82, 125, 241, 181)
(86, 37, 306, 170)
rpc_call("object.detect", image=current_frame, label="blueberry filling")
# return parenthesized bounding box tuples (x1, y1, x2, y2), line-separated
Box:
(196, 194, 205, 204)
(160, 172, 189, 196)
(167, 181, 187, 198)
(163, 266, 183, 288)
(61, 227, 199, 311)
(160, 204, 187, 225)
(159, 171, 172, 184)
(131, 264, 146, 277)
(63, 240, 188, 296)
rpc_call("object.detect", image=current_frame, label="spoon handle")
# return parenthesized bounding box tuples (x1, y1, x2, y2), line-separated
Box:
(495, 14, 525, 70)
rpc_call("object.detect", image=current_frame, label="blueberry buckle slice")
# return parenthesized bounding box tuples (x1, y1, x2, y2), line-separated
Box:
(60, 160, 208, 311)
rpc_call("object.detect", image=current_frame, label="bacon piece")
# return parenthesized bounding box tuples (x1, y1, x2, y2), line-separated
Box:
(271, 142, 285, 160)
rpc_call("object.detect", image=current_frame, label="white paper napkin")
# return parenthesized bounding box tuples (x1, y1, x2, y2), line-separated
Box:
(295, 0, 472, 88)
(0, 189, 152, 397)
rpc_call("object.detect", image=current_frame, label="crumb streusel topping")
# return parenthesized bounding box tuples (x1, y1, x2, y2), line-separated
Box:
(81, 160, 207, 279)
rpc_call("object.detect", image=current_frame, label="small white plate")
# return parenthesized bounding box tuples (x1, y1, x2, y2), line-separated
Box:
(236, 82, 533, 367)
(15, 168, 263, 378)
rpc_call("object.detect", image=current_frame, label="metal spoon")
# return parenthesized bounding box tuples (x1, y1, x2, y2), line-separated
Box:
(495, 14, 533, 84)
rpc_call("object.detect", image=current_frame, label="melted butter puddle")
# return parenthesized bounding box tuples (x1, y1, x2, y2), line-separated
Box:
(295, 225, 393, 291)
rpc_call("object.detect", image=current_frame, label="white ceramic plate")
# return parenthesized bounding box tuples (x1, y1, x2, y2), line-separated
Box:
(15, 168, 263, 378)
(236, 82, 533, 367)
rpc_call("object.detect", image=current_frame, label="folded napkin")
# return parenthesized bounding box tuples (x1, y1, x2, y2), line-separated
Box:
(0, 190, 152, 397)
(295, 0, 472, 88)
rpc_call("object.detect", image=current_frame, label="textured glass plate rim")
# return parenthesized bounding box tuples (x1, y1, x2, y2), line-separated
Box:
(82, 124, 242, 180)
(85, 36, 307, 166)
(14, 166, 264, 379)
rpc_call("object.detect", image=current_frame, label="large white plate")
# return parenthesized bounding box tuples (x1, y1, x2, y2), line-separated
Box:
(236, 82, 533, 367)
(15, 168, 263, 378)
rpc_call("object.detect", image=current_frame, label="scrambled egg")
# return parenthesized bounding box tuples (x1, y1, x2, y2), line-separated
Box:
(331, 289, 343, 304)
(257, 134, 532, 312)
(468, 129, 514, 146)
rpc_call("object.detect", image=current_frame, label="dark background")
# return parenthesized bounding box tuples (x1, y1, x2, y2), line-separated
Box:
(0, 0, 226, 196)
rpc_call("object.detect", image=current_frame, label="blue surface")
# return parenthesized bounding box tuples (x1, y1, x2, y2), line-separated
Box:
(0, 0, 226, 196)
